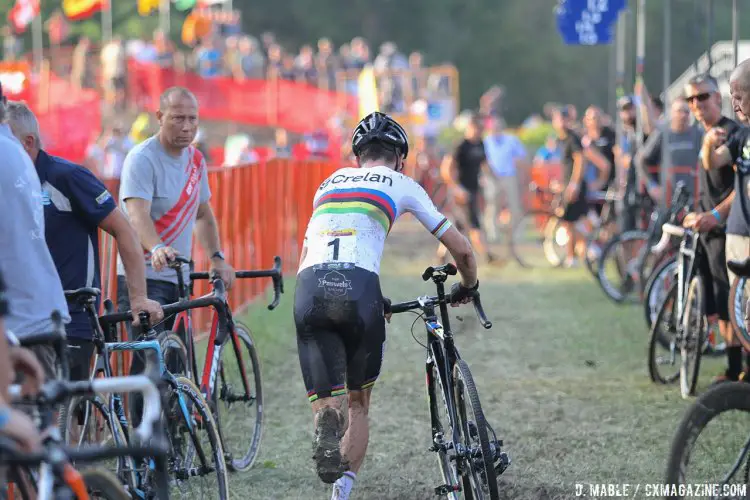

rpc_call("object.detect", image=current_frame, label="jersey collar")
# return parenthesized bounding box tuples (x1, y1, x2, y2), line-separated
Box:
(34, 149, 53, 182)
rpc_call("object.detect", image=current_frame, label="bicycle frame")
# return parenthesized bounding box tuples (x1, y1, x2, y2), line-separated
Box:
(6, 375, 168, 500)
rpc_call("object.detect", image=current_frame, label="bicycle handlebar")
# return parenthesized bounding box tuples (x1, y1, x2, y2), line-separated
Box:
(9, 374, 162, 443)
(651, 222, 691, 254)
(190, 255, 285, 311)
(390, 292, 492, 329)
(0, 435, 169, 466)
(99, 283, 227, 326)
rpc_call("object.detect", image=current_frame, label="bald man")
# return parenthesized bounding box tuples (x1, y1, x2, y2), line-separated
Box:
(702, 60, 750, 382)
(116, 87, 236, 422)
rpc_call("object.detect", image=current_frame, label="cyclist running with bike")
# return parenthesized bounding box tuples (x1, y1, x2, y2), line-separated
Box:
(295, 112, 479, 500)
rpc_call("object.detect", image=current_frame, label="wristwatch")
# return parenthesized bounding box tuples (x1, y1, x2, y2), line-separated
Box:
(211, 251, 225, 261)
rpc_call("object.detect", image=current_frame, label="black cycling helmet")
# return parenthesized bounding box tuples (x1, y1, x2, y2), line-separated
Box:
(351, 111, 409, 161)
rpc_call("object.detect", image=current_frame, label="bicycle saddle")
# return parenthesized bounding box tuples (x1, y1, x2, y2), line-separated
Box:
(728, 259, 750, 278)
(64, 287, 101, 302)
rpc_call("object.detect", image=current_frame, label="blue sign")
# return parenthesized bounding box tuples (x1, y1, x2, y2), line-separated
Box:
(556, 0, 627, 45)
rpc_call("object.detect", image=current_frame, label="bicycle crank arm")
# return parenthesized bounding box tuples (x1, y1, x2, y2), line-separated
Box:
(174, 465, 216, 479)
(435, 484, 460, 496)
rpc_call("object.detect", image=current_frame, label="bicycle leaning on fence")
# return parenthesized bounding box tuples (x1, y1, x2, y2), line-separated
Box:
(389, 263, 509, 500)
(162, 255, 283, 472)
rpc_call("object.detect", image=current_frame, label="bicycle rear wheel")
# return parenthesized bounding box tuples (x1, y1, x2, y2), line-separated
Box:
(511, 210, 564, 268)
(81, 468, 130, 500)
(453, 360, 499, 500)
(59, 393, 136, 490)
(665, 382, 750, 498)
(212, 324, 264, 472)
(680, 276, 704, 399)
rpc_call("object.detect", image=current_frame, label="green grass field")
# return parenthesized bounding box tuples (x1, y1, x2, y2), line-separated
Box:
(227, 220, 731, 499)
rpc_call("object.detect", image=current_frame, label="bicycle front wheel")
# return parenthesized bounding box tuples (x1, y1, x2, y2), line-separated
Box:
(453, 360, 499, 500)
(648, 283, 680, 385)
(665, 382, 750, 499)
(680, 276, 704, 399)
(212, 324, 264, 472)
(643, 255, 678, 330)
(163, 376, 229, 499)
(597, 230, 649, 303)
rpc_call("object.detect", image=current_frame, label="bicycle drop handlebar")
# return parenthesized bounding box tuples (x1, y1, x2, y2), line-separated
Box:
(391, 263, 492, 329)
(168, 254, 285, 310)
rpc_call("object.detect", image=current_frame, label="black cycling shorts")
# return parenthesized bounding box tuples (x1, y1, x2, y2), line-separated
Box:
(562, 182, 588, 222)
(700, 233, 730, 321)
(294, 264, 386, 402)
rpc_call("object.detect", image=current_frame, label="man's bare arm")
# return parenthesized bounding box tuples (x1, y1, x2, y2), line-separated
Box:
(440, 155, 458, 188)
(99, 208, 148, 301)
(583, 147, 610, 190)
(703, 144, 732, 171)
(194, 202, 222, 256)
(715, 191, 736, 220)
(123, 198, 163, 251)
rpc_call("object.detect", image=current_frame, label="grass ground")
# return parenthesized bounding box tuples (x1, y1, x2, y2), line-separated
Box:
(227, 219, 727, 500)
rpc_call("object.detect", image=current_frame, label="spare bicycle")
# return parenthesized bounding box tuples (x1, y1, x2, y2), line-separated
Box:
(390, 263, 508, 500)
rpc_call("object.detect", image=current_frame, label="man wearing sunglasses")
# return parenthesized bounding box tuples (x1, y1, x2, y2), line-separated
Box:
(702, 60, 750, 381)
(685, 74, 740, 383)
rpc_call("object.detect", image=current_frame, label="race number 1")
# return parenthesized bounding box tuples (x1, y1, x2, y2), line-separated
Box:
(320, 229, 357, 263)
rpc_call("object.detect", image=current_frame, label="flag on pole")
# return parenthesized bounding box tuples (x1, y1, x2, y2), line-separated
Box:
(8, 0, 40, 34)
(62, 0, 106, 21)
(138, 0, 160, 16)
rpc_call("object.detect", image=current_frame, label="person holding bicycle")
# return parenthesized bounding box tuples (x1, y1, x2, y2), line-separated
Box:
(5, 102, 163, 381)
(294, 112, 479, 500)
(117, 87, 235, 426)
(117, 86, 236, 319)
(702, 60, 750, 380)
(682, 74, 741, 383)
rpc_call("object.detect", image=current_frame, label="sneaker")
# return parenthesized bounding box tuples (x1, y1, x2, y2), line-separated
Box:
(312, 407, 347, 483)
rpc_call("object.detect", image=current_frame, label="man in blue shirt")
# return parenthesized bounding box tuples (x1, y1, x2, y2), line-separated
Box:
(482, 118, 527, 241)
(6, 102, 163, 381)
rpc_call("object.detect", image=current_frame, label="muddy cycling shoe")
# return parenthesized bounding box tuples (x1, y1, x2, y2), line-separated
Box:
(312, 407, 348, 483)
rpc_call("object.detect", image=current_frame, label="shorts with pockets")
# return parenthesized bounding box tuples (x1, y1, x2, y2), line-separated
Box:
(294, 263, 386, 402)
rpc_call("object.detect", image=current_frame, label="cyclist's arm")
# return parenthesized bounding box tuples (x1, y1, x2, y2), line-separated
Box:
(439, 227, 477, 287)
(403, 182, 477, 288)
